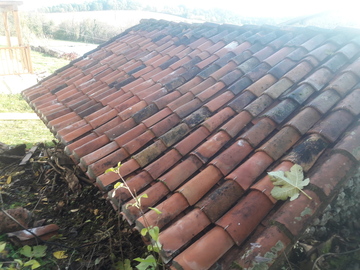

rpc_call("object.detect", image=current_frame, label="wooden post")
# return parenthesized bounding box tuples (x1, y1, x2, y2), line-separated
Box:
(12, 9, 23, 46)
(3, 11, 11, 47)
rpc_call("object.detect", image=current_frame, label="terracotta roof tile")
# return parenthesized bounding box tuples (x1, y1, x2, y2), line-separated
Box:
(324, 71, 358, 97)
(137, 192, 188, 229)
(284, 60, 314, 83)
(337, 42, 359, 59)
(159, 207, 211, 262)
(240, 117, 277, 147)
(87, 147, 129, 178)
(263, 47, 294, 66)
(226, 151, 274, 190)
(259, 126, 301, 160)
(72, 134, 109, 161)
(244, 94, 274, 117)
(204, 91, 235, 112)
(322, 53, 348, 73)
(22, 20, 360, 269)
(97, 158, 140, 188)
(302, 67, 334, 90)
(262, 98, 298, 124)
(286, 83, 316, 104)
(286, 106, 322, 134)
(150, 113, 181, 137)
(220, 110, 253, 138)
(251, 161, 294, 203)
(183, 107, 212, 128)
(333, 88, 360, 115)
(238, 57, 260, 74)
(174, 98, 203, 118)
(216, 190, 274, 245)
(211, 139, 253, 175)
(334, 121, 360, 162)
(172, 226, 234, 270)
(230, 225, 292, 269)
(309, 153, 355, 196)
(228, 76, 253, 95)
(301, 34, 326, 51)
(178, 165, 223, 205)
(122, 181, 170, 223)
(202, 107, 235, 132)
(80, 141, 119, 168)
(307, 89, 340, 114)
(309, 109, 354, 143)
(268, 58, 297, 79)
(192, 131, 231, 163)
(173, 126, 210, 156)
(284, 134, 328, 171)
(113, 123, 147, 147)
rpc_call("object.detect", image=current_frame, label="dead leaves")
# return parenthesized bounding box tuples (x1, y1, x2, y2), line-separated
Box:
(268, 164, 312, 201)
(53, 250, 68, 259)
(63, 168, 81, 193)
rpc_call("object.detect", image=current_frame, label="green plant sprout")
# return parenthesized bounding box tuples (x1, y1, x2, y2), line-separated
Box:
(0, 242, 47, 270)
(106, 162, 164, 270)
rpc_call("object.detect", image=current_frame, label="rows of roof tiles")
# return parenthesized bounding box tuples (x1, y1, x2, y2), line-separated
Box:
(22, 19, 360, 269)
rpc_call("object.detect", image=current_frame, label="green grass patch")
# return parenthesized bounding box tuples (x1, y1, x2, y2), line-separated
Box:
(0, 94, 34, 113)
(31, 50, 70, 74)
(0, 120, 55, 148)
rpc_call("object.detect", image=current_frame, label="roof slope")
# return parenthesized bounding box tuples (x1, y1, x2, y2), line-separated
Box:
(23, 19, 360, 269)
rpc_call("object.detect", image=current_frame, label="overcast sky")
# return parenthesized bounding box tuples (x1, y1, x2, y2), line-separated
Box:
(21, 0, 353, 19)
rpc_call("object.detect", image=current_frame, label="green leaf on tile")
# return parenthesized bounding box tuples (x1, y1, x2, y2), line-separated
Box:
(268, 164, 312, 201)
(114, 182, 124, 189)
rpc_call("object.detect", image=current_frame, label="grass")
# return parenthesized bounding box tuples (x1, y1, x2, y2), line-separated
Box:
(0, 94, 34, 113)
(31, 50, 70, 74)
(0, 49, 67, 148)
(0, 120, 55, 148)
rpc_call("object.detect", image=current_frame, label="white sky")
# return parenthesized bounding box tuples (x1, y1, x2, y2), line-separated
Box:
(21, 0, 354, 19)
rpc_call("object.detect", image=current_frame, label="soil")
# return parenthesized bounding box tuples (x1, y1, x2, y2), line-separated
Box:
(0, 142, 146, 270)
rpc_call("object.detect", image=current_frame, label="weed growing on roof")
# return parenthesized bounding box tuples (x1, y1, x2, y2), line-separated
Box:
(106, 162, 164, 270)
(268, 164, 312, 201)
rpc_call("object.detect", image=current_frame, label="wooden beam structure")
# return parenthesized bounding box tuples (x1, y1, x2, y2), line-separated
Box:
(0, 1, 33, 75)
(0, 1, 23, 46)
